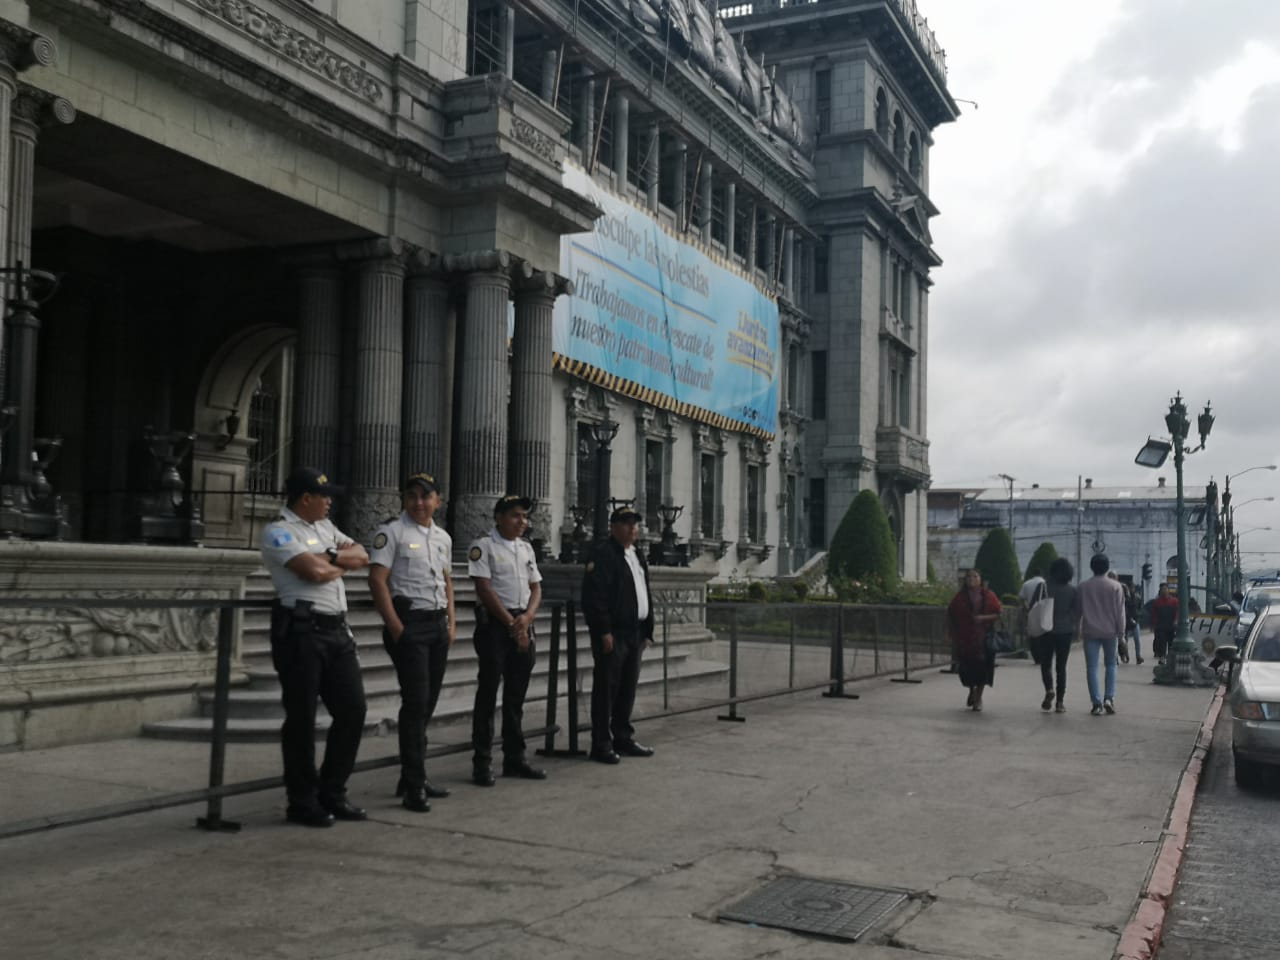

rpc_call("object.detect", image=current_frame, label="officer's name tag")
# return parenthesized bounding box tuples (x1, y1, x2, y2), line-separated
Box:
(306, 538, 319, 546)
(408, 543, 421, 549)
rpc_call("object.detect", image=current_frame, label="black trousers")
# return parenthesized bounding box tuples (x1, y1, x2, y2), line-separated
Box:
(591, 625, 643, 754)
(471, 617, 535, 766)
(383, 613, 449, 789)
(1038, 631, 1074, 695)
(270, 609, 367, 808)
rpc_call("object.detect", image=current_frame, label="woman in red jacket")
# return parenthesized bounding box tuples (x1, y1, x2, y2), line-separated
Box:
(946, 568, 1003, 711)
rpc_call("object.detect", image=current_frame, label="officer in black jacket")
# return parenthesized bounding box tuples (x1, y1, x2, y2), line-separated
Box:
(581, 504, 655, 764)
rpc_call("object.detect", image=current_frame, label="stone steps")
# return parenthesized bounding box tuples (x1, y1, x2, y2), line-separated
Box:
(143, 569, 725, 740)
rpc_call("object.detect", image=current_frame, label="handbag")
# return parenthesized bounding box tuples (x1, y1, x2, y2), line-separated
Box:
(986, 627, 1016, 656)
(1027, 582, 1054, 638)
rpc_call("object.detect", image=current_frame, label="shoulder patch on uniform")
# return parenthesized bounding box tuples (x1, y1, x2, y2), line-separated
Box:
(585, 561, 595, 573)
(269, 529, 293, 548)
(469, 545, 483, 561)
(372, 532, 388, 550)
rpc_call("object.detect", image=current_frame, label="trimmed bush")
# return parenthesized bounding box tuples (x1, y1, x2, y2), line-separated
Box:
(973, 528, 1022, 599)
(1025, 541, 1059, 581)
(827, 489, 898, 593)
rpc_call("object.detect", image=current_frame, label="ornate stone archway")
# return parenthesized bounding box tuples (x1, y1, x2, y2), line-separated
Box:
(191, 325, 296, 547)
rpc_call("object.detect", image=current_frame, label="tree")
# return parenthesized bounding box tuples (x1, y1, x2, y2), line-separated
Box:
(973, 528, 1021, 599)
(827, 489, 898, 591)
(1025, 542, 1059, 581)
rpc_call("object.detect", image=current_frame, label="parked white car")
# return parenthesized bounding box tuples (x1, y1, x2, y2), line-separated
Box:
(1228, 610, 1280, 787)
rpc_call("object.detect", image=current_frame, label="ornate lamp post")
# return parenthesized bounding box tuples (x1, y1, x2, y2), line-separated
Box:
(1136, 392, 1215, 686)
(650, 502, 686, 566)
(590, 419, 619, 543)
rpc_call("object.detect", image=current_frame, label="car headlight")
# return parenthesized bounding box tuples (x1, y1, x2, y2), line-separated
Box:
(1235, 701, 1265, 721)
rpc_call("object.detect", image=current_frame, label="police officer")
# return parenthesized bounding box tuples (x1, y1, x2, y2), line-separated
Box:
(368, 472, 455, 813)
(581, 504, 655, 764)
(468, 494, 546, 786)
(260, 467, 370, 827)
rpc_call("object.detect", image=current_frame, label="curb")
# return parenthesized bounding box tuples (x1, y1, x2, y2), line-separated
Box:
(1115, 684, 1226, 960)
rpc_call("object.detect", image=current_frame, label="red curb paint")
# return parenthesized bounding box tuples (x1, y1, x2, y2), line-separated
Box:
(1114, 685, 1226, 960)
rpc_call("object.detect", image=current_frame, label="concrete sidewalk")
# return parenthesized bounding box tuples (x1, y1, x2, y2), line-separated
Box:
(0, 658, 1213, 959)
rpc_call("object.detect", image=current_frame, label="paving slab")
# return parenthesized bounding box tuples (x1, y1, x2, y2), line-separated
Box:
(0, 657, 1213, 959)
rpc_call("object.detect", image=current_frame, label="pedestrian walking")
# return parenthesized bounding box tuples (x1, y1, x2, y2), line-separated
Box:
(1078, 554, 1126, 715)
(368, 472, 455, 813)
(260, 467, 370, 828)
(945, 568, 1002, 712)
(1038, 558, 1080, 713)
(1124, 582, 1144, 665)
(468, 494, 546, 786)
(581, 504, 655, 762)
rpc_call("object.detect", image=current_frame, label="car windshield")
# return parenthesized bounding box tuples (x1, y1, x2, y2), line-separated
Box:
(1242, 588, 1280, 614)
(1249, 618, 1280, 662)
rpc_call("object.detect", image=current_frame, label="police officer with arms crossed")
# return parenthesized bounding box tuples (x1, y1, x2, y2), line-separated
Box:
(581, 504, 655, 764)
(467, 494, 547, 786)
(260, 467, 370, 828)
(368, 472, 455, 813)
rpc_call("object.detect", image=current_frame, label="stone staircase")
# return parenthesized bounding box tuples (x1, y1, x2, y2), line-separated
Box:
(142, 568, 726, 741)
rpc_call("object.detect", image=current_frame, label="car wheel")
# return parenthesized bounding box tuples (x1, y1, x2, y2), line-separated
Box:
(1234, 751, 1262, 789)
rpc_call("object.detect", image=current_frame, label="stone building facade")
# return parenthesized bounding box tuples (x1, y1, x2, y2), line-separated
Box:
(0, 0, 953, 577)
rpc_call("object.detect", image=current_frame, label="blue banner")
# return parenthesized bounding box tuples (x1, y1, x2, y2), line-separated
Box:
(552, 164, 779, 436)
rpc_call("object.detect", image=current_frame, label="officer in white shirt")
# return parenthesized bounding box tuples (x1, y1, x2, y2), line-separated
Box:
(260, 467, 370, 828)
(368, 472, 455, 813)
(467, 494, 546, 786)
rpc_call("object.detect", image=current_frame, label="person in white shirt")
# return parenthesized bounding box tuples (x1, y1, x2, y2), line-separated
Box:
(467, 494, 546, 786)
(368, 472, 455, 812)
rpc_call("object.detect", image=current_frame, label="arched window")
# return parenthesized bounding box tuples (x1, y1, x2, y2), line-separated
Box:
(908, 132, 921, 179)
(246, 344, 294, 493)
(892, 110, 905, 160)
(874, 89, 889, 139)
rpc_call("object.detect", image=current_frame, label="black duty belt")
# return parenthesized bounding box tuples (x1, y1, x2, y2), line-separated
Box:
(306, 611, 346, 629)
(401, 607, 448, 623)
(506, 608, 527, 617)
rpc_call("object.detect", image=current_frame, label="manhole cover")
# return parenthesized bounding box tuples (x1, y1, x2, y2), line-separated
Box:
(719, 877, 908, 942)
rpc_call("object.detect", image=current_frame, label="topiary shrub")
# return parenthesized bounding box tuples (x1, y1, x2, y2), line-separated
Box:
(1025, 541, 1059, 581)
(827, 489, 898, 594)
(973, 527, 1022, 600)
(746, 581, 768, 602)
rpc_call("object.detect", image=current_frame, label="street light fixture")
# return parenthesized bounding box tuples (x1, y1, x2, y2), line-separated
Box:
(590, 419, 620, 543)
(1228, 464, 1277, 483)
(1136, 392, 1216, 686)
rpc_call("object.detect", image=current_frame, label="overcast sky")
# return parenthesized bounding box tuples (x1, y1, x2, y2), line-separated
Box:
(923, 0, 1280, 572)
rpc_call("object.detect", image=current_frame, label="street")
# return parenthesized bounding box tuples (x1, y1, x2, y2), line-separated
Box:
(1161, 703, 1280, 959)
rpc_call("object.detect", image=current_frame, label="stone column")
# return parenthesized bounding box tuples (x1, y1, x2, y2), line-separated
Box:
(614, 92, 630, 187)
(503, 6, 516, 79)
(763, 213, 777, 286)
(510, 271, 571, 544)
(0, 32, 57, 417)
(700, 159, 713, 245)
(673, 138, 687, 228)
(646, 122, 660, 213)
(783, 226, 795, 301)
(402, 254, 450, 476)
(347, 248, 406, 537)
(446, 250, 522, 545)
(580, 78, 595, 162)
(541, 50, 558, 104)
(293, 265, 342, 472)
(725, 180, 737, 259)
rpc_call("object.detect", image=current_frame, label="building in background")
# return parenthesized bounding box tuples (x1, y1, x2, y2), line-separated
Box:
(929, 478, 1211, 603)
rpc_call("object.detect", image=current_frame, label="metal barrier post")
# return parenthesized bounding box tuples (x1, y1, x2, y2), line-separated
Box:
(197, 606, 241, 832)
(561, 600, 585, 755)
(788, 607, 796, 689)
(891, 606, 922, 684)
(718, 606, 745, 721)
(823, 605, 859, 699)
(537, 603, 564, 757)
(873, 611, 880, 675)
(661, 604, 670, 711)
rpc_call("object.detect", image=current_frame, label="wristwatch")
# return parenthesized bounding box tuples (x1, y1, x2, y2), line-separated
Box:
(325, 547, 340, 566)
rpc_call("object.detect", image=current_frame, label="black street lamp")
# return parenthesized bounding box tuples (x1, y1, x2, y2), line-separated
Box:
(590, 419, 619, 543)
(1137, 392, 1215, 686)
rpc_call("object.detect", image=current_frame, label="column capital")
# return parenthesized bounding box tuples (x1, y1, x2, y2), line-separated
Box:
(514, 269, 573, 299)
(0, 23, 56, 75)
(281, 237, 405, 268)
(12, 82, 75, 130)
(442, 249, 535, 287)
